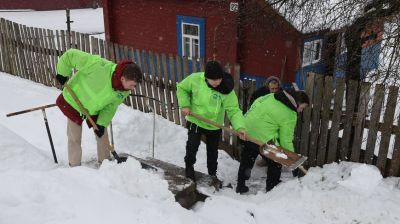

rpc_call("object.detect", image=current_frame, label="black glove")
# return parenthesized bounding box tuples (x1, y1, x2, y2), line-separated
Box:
(94, 125, 105, 138)
(56, 74, 68, 85)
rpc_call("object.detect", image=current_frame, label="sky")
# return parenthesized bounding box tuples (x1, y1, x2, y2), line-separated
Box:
(0, 8, 400, 224)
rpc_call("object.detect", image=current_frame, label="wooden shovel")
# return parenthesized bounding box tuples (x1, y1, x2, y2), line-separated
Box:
(189, 112, 307, 174)
(64, 83, 127, 163)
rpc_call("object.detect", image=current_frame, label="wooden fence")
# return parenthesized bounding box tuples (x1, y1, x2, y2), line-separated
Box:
(1, 17, 400, 176)
(295, 73, 400, 176)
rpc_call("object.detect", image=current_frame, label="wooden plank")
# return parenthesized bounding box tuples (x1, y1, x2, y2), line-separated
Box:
(79, 33, 85, 52)
(134, 49, 144, 112)
(126, 47, 137, 110)
(142, 50, 153, 111)
(350, 82, 371, 162)
(6, 20, 18, 75)
(175, 55, 186, 125)
(326, 78, 345, 163)
(19, 24, 30, 79)
(48, 29, 58, 86)
(182, 56, 189, 79)
(38, 28, 50, 86)
(162, 53, 174, 122)
(192, 58, 198, 73)
(106, 41, 115, 62)
(34, 28, 46, 85)
(91, 36, 99, 55)
(364, 84, 384, 164)
(376, 86, 398, 172)
(308, 74, 324, 166)
(16, 23, 28, 78)
(99, 39, 105, 58)
(199, 58, 205, 71)
(123, 45, 129, 60)
(316, 76, 334, 165)
(149, 51, 160, 115)
(19, 25, 30, 80)
(299, 73, 315, 159)
(340, 80, 359, 160)
(3, 20, 13, 75)
(0, 19, 10, 73)
(70, 31, 76, 49)
(155, 53, 165, 117)
(84, 33, 90, 52)
(155, 52, 167, 118)
(169, 54, 180, 125)
(114, 44, 121, 62)
(75, 31, 81, 50)
(54, 30, 63, 89)
(12, 22, 24, 78)
(43, 29, 54, 85)
(389, 100, 400, 176)
(60, 30, 66, 54)
(65, 30, 71, 50)
(27, 26, 39, 83)
(0, 19, 5, 72)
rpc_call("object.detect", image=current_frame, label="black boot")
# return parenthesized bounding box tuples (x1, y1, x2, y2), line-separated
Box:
(236, 183, 249, 194)
(185, 165, 196, 182)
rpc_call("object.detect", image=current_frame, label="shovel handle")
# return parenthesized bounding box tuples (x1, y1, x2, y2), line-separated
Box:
(189, 112, 263, 145)
(64, 84, 98, 131)
(6, 104, 57, 117)
(62, 84, 118, 154)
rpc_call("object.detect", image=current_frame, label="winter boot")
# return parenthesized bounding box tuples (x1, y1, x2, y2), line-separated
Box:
(185, 165, 196, 182)
(236, 183, 249, 194)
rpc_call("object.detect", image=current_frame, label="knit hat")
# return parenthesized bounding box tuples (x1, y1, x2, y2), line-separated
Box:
(265, 76, 281, 86)
(205, 61, 224, 79)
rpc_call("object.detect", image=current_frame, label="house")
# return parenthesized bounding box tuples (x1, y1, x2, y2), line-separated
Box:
(102, 0, 302, 87)
(295, 19, 384, 89)
(0, 0, 101, 11)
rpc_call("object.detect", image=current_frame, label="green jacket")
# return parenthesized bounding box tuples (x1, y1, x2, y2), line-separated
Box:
(176, 72, 245, 131)
(57, 49, 129, 127)
(244, 93, 297, 151)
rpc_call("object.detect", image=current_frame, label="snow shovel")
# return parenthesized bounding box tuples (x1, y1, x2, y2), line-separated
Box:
(63, 84, 127, 163)
(189, 113, 308, 174)
(6, 104, 58, 163)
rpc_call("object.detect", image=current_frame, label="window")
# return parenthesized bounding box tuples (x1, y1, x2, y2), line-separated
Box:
(182, 23, 200, 59)
(177, 16, 205, 60)
(302, 39, 323, 66)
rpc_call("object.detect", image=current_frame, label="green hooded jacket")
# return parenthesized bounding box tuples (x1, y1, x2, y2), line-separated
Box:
(244, 93, 297, 151)
(57, 49, 129, 127)
(176, 72, 245, 131)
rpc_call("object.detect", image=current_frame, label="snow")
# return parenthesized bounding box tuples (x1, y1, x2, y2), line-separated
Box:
(1, 9, 400, 224)
(0, 8, 104, 38)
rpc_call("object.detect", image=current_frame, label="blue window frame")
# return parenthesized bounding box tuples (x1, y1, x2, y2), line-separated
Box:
(177, 15, 205, 59)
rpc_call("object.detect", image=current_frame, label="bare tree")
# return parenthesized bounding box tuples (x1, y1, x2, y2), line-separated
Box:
(267, 0, 400, 84)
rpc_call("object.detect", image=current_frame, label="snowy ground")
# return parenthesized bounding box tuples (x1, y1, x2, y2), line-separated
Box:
(1, 8, 400, 224)
(0, 8, 104, 38)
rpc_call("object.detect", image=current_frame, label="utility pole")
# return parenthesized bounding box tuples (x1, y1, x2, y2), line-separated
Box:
(66, 8, 73, 48)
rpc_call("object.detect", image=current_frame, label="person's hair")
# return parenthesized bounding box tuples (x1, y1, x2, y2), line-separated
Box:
(268, 80, 279, 86)
(293, 91, 310, 104)
(122, 63, 143, 83)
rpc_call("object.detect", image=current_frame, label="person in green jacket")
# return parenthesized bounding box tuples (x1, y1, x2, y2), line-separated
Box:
(177, 60, 247, 181)
(236, 89, 309, 193)
(55, 49, 143, 167)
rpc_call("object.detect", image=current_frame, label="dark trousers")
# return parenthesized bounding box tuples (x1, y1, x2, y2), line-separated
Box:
(184, 121, 222, 176)
(237, 141, 282, 191)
